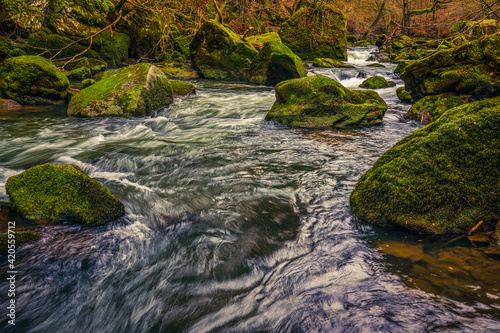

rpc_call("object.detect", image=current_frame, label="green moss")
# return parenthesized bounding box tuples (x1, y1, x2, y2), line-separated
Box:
(313, 58, 354, 68)
(396, 87, 413, 103)
(85, 31, 130, 68)
(375, 34, 386, 47)
(190, 20, 258, 81)
(245, 32, 281, 44)
(0, 231, 41, 254)
(279, 4, 347, 60)
(81, 78, 96, 89)
(6, 164, 125, 225)
(248, 41, 306, 85)
(67, 63, 173, 118)
(367, 63, 386, 68)
(346, 34, 357, 44)
(24, 33, 99, 60)
(407, 93, 465, 124)
(265, 75, 387, 128)
(0, 36, 26, 60)
(156, 61, 199, 79)
(170, 80, 195, 97)
(351, 96, 500, 234)
(359, 76, 396, 89)
(0, 55, 69, 105)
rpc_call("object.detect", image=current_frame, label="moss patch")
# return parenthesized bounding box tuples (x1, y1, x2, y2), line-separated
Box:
(156, 61, 199, 79)
(245, 32, 281, 44)
(6, 163, 125, 225)
(359, 76, 396, 89)
(0, 55, 70, 105)
(170, 80, 195, 97)
(313, 58, 354, 68)
(248, 41, 306, 85)
(67, 63, 173, 118)
(350, 96, 500, 234)
(0, 231, 41, 254)
(265, 75, 387, 128)
(407, 93, 465, 124)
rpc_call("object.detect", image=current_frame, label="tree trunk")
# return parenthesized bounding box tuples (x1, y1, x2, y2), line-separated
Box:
(402, 0, 410, 35)
(363, 2, 386, 39)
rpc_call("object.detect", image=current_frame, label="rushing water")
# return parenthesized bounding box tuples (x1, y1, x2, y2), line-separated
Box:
(1, 46, 499, 332)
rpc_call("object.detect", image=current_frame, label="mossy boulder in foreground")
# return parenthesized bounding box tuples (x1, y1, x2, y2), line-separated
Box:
(68, 63, 173, 118)
(350, 97, 500, 234)
(279, 3, 347, 60)
(401, 34, 500, 99)
(6, 164, 125, 225)
(189, 20, 258, 80)
(407, 93, 465, 124)
(266, 75, 387, 128)
(359, 76, 396, 89)
(0, 55, 70, 105)
(248, 41, 306, 85)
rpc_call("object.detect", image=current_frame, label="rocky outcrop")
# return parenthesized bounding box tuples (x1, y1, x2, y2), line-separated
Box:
(189, 20, 258, 81)
(67, 63, 173, 117)
(359, 76, 396, 89)
(6, 164, 125, 225)
(351, 97, 500, 234)
(265, 75, 387, 128)
(248, 41, 306, 85)
(0, 55, 70, 105)
(279, 3, 347, 60)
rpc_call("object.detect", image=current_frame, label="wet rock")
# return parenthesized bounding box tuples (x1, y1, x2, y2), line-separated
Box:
(313, 58, 354, 68)
(68, 63, 173, 118)
(170, 80, 195, 97)
(266, 75, 387, 128)
(407, 93, 464, 124)
(189, 20, 258, 81)
(0, 55, 70, 105)
(6, 163, 125, 225)
(0, 231, 41, 254)
(351, 97, 500, 234)
(248, 41, 306, 85)
(396, 87, 413, 103)
(279, 3, 347, 60)
(359, 76, 396, 89)
(367, 63, 386, 68)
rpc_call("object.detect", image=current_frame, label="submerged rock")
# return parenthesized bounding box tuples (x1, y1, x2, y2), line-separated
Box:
(170, 80, 195, 97)
(189, 20, 258, 80)
(396, 87, 413, 103)
(312, 58, 354, 68)
(248, 41, 306, 85)
(266, 75, 387, 128)
(6, 164, 125, 225)
(407, 93, 464, 124)
(68, 63, 173, 118)
(350, 97, 500, 234)
(279, 3, 347, 60)
(359, 76, 396, 89)
(0, 55, 70, 105)
(401, 34, 500, 99)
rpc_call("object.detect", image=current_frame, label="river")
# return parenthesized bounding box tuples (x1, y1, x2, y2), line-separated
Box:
(1, 46, 499, 332)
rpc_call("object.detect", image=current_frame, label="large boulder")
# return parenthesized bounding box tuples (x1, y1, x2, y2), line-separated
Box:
(6, 164, 125, 225)
(189, 20, 258, 81)
(83, 31, 130, 68)
(0, 55, 70, 105)
(67, 63, 173, 117)
(0, 0, 49, 33)
(265, 75, 387, 128)
(279, 3, 347, 60)
(401, 34, 500, 100)
(248, 41, 306, 85)
(350, 97, 500, 234)
(407, 93, 464, 124)
(245, 32, 281, 45)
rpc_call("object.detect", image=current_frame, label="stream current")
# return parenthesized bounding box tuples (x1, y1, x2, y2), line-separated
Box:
(1, 46, 499, 332)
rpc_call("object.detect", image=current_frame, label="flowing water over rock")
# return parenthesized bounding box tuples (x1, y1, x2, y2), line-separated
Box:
(1, 47, 499, 332)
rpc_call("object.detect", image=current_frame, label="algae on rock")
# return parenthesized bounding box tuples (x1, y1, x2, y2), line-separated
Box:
(248, 41, 306, 86)
(68, 63, 173, 118)
(190, 20, 258, 81)
(0, 55, 70, 105)
(266, 75, 387, 128)
(6, 164, 125, 225)
(350, 97, 500, 234)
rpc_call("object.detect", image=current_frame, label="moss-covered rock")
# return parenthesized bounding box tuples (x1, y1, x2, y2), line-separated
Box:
(312, 58, 354, 68)
(396, 87, 413, 103)
(407, 93, 465, 124)
(350, 97, 500, 234)
(6, 164, 125, 225)
(265, 75, 387, 128)
(395, 60, 413, 75)
(245, 32, 281, 44)
(248, 41, 306, 86)
(170, 80, 195, 97)
(0, 231, 42, 254)
(0, 55, 70, 105)
(0, 36, 26, 60)
(279, 3, 347, 61)
(84, 31, 130, 68)
(67, 63, 173, 117)
(189, 20, 258, 81)
(375, 34, 386, 47)
(0, 0, 49, 33)
(81, 78, 95, 89)
(359, 76, 396, 89)
(56, 57, 107, 80)
(155, 61, 199, 79)
(401, 34, 500, 99)
(0, 98, 21, 108)
(24, 33, 99, 60)
(367, 63, 386, 68)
